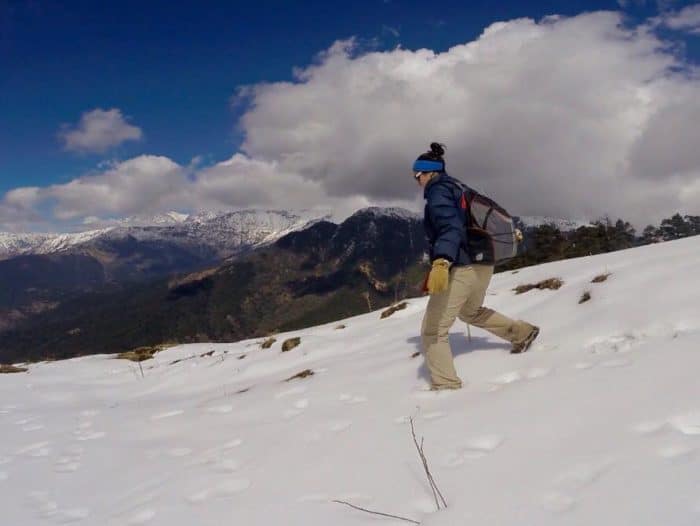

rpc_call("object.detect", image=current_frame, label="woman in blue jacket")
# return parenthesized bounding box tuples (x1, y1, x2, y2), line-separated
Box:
(415, 143, 539, 390)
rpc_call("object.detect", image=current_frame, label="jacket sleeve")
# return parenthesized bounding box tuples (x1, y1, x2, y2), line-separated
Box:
(426, 183, 463, 263)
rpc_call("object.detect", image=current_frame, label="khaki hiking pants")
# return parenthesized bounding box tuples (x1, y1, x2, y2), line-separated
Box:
(421, 264, 534, 389)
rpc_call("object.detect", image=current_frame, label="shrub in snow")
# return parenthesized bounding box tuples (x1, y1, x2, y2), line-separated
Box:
(514, 278, 563, 294)
(285, 369, 314, 381)
(261, 337, 276, 349)
(281, 337, 301, 352)
(591, 272, 611, 283)
(116, 346, 162, 362)
(381, 302, 408, 319)
(0, 364, 28, 373)
(579, 291, 592, 304)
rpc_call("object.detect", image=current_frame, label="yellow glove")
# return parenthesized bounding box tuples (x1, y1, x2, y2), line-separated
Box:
(426, 258, 451, 295)
(515, 228, 523, 242)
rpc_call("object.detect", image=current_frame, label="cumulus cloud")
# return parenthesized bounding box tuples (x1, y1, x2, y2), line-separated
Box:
(237, 11, 700, 226)
(59, 108, 143, 153)
(662, 4, 700, 33)
(3, 10, 700, 231)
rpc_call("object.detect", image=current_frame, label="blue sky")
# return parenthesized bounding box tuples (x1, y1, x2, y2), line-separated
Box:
(1, 0, 700, 231)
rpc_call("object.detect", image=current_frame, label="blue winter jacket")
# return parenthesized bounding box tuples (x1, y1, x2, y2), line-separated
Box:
(423, 173, 471, 266)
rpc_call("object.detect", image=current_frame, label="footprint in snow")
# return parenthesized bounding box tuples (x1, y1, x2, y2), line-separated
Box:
(22, 423, 45, 432)
(275, 386, 307, 399)
(586, 333, 641, 355)
(294, 399, 309, 409)
(222, 439, 243, 449)
(328, 420, 352, 433)
(631, 420, 667, 435)
(443, 435, 504, 467)
(552, 459, 613, 492)
(490, 367, 552, 389)
(211, 459, 240, 473)
(15, 416, 39, 426)
(339, 393, 368, 404)
(658, 443, 695, 460)
(17, 441, 51, 457)
(75, 430, 106, 441)
(297, 493, 329, 503)
(150, 410, 184, 420)
(166, 448, 192, 458)
(125, 509, 156, 525)
(187, 479, 251, 503)
(422, 411, 447, 421)
(669, 412, 700, 435)
(54, 456, 81, 474)
(601, 358, 633, 368)
(27, 491, 90, 523)
(205, 405, 233, 414)
(542, 491, 577, 514)
(53, 508, 91, 523)
(542, 460, 613, 514)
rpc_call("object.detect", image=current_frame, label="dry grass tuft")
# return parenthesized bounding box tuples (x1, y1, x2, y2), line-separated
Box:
(514, 278, 563, 295)
(579, 291, 592, 304)
(591, 273, 611, 283)
(261, 337, 277, 349)
(116, 346, 163, 362)
(200, 350, 215, 358)
(281, 337, 301, 352)
(285, 369, 314, 382)
(411, 351, 421, 359)
(335, 324, 347, 330)
(0, 364, 28, 374)
(381, 301, 408, 319)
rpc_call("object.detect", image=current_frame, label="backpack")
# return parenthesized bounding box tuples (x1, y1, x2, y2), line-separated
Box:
(455, 183, 520, 264)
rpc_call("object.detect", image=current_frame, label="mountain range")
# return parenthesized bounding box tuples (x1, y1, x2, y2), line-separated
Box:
(0, 207, 591, 359)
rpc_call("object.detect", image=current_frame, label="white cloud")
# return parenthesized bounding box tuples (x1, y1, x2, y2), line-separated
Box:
(662, 4, 700, 33)
(47, 155, 184, 219)
(59, 108, 143, 154)
(238, 12, 698, 226)
(3, 11, 700, 232)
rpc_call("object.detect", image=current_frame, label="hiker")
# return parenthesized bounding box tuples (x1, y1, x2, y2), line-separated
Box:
(415, 142, 539, 390)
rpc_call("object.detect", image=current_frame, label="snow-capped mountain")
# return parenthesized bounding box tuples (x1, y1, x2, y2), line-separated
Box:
(2, 236, 699, 525)
(0, 209, 332, 261)
(0, 229, 114, 259)
(516, 215, 592, 231)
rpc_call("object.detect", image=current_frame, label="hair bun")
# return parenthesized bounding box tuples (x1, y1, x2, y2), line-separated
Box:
(430, 142, 445, 158)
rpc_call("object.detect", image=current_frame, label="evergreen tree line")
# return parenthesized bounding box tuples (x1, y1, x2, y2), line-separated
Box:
(501, 213, 700, 270)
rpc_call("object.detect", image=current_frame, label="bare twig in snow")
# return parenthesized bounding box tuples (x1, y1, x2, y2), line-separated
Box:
(410, 417, 447, 510)
(332, 500, 419, 525)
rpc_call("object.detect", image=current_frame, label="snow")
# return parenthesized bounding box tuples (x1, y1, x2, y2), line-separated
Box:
(352, 207, 422, 221)
(0, 229, 114, 259)
(517, 215, 592, 231)
(0, 209, 333, 260)
(1, 236, 700, 525)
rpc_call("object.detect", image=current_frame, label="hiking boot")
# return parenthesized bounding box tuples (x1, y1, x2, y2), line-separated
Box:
(511, 325, 540, 354)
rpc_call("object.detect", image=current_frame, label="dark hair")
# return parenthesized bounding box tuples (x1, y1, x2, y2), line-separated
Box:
(417, 142, 446, 162)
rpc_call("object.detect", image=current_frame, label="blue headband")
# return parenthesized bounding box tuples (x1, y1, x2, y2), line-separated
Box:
(413, 159, 444, 172)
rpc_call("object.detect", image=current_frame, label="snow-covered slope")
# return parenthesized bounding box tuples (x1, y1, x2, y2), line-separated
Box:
(1, 236, 700, 525)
